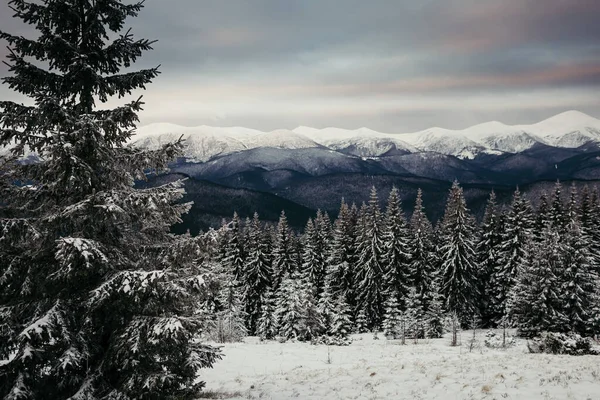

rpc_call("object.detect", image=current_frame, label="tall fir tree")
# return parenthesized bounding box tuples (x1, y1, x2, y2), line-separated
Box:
(312, 210, 332, 295)
(272, 211, 297, 289)
(326, 199, 358, 309)
(549, 181, 566, 233)
(509, 228, 567, 337)
(476, 191, 505, 326)
(560, 220, 600, 335)
(0, 1, 220, 398)
(302, 218, 326, 297)
(405, 287, 425, 340)
(382, 290, 403, 339)
(492, 188, 534, 324)
(243, 213, 273, 335)
(578, 186, 600, 273)
(381, 187, 412, 307)
(223, 212, 246, 282)
(535, 191, 551, 236)
(409, 188, 437, 311)
(438, 181, 480, 325)
(354, 188, 387, 329)
(256, 289, 278, 340)
(275, 271, 324, 341)
(424, 281, 445, 339)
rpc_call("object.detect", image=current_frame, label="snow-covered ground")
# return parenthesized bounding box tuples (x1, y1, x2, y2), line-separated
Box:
(198, 332, 600, 400)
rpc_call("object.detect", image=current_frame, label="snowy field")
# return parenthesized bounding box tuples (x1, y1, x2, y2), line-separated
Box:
(198, 332, 600, 400)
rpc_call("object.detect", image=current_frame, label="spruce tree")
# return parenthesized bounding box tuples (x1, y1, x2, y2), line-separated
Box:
(302, 218, 325, 296)
(476, 191, 504, 326)
(272, 211, 297, 289)
(438, 181, 479, 325)
(312, 210, 332, 295)
(492, 188, 534, 324)
(535, 191, 551, 235)
(579, 186, 600, 273)
(425, 282, 445, 339)
(509, 228, 567, 337)
(329, 295, 353, 341)
(326, 199, 358, 309)
(405, 287, 425, 340)
(243, 213, 272, 335)
(382, 292, 402, 339)
(409, 188, 437, 311)
(560, 220, 600, 335)
(549, 181, 566, 233)
(317, 282, 337, 333)
(210, 281, 247, 343)
(354, 308, 369, 334)
(275, 272, 323, 341)
(354, 188, 387, 329)
(0, 1, 219, 398)
(256, 289, 278, 340)
(223, 212, 246, 282)
(381, 187, 412, 307)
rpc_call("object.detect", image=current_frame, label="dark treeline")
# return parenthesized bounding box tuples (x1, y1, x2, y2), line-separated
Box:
(200, 181, 600, 343)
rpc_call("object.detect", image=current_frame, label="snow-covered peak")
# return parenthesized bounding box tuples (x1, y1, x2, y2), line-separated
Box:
(131, 111, 600, 160)
(520, 110, 600, 138)
(243, 129, 321, 150)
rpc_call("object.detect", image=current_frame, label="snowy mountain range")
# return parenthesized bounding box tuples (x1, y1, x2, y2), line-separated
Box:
(132, 110, 600, 161)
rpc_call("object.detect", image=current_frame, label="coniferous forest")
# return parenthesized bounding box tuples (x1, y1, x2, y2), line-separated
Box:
(1, 0, 600, 399)
(204, 181, 600, 345)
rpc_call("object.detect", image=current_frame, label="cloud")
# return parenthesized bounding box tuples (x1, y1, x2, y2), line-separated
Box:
(0, 0, 599, 130)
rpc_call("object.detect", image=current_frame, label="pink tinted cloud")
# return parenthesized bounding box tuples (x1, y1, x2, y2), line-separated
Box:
(437, 0, 600, 52)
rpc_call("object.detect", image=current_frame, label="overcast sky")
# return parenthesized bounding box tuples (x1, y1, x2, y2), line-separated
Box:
(1, 0, 599, 132)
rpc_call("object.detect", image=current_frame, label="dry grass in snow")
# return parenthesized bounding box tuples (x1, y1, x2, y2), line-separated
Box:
(198, 332, 600, 400)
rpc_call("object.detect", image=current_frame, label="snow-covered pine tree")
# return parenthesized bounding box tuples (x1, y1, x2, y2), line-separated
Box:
(492, 188, 534, 325)
(0, 1, 220, 398)
(326, 199, 358, 309)
(329, 295, 353, 341)
(312, 210, 332, 295)
(274, 273, 305, 341)
(317, 281, 337, 333)
(438, 181, 480, 325)
(243, 213, 273, 335)
(210, 280, 247, 343)
(476, 191, 505, 327)
(354, 188, 387, 329)
(224, 212, 246, 282)
(382, 291, 403, 339)
(382, 187, 412, 307)
(272, 211, 297, 289)
(566, 183, 579, 223)
(578, 186, 600, 273)
(275, 271, 324, 341)
(549, 181, 566, 233)
(216, 218, 232, 266)
(302, 218, 325, 296)
(535, 191, 551, 236)
(560, 220, 600, 335)
(425, 281, 445, 339)
(405, 287, 425, 341)
(302, 287, 325, 342)
(354, 308, 369, 334)
(318, 276, 353, 344)
(257, 289, 278, 340)
(508, 227, 567, 337)
(409, 188, 438, 311)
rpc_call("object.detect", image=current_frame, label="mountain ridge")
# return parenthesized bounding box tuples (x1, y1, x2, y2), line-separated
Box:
(132, 110, 600, 161)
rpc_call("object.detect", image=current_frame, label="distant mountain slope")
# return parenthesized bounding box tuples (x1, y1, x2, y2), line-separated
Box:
(126, 111, 600, 231)
(132, 110, 600, 160)
(141, 173, 316, 234)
